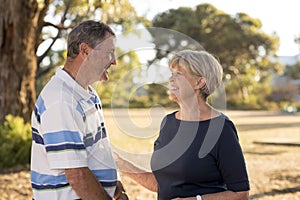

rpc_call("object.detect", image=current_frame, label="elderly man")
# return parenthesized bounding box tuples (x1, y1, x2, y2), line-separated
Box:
(30, 20, 128, 200)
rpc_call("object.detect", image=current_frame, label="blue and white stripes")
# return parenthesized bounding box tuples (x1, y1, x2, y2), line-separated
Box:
(43, 131, 85, 153)
(34, 96, 46, 124)
(30, 67, 117, 199)
(31, 171, 69, 190)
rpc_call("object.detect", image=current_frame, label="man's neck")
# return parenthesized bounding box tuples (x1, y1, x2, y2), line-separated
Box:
(63, 58, 89, 89)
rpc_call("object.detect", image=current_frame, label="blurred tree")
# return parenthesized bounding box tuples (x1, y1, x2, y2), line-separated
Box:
(285, 61, 300, 80)
(96, 49, 142, 108)
(0, 0, 143, 123)
(295, 34, 300, 54)
(150, 3, 282, 109)
(268, 76, 298, 102)
(0, 0, 45, 123)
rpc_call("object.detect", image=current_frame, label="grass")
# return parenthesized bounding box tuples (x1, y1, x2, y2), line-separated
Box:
(105, 109, 300, 200)
(1, 109, 300, 200)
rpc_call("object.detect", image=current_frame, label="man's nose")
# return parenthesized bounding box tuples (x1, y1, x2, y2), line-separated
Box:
(111, 54, 116, 65)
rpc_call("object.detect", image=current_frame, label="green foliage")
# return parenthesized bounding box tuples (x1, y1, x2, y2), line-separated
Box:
(129, 84, 178, 108)
(36, 0, 145, 85)
(36, 66, 58, 96)
(151, 3, 282, 110)
(0, 115, 31, 170)
(35, 2, 286, 110)
(279, 101, 300, 113)
(285, 61, 300, 79)
(95, 50, 142, 107)
(95, 49, 176, 108)
(268, 77, 298, 104)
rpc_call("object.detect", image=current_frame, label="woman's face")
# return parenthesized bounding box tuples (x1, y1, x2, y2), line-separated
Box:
(168, 66, 198, 103)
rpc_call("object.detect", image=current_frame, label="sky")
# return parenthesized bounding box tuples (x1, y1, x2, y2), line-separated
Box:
(129, 0, 300, 56)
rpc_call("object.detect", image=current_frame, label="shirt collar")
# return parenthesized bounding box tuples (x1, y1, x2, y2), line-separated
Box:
(55, 67, 94, 101)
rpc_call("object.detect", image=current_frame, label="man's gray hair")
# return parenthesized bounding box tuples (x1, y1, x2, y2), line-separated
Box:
(67, 20, 115, 58)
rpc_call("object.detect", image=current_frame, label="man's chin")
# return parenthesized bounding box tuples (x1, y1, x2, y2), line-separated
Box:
(99, 74, 109, 81)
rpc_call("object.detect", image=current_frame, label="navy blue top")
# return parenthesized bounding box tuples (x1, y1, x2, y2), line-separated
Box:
(151, 112, 250, 200)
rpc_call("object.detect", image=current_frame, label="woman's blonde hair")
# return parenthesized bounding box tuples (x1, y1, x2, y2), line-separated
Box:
(169, 50, 223, 99)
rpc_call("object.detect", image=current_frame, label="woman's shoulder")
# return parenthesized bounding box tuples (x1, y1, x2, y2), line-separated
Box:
(160, 111, 179, 129)
(217, 113, 235, 125)
(215, 113, 240, 142)
(163, 110, 178, 120)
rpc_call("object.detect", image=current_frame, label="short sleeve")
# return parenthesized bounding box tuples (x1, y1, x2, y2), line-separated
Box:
(215, 120, 250, 192)
(40, 102, 88, 169)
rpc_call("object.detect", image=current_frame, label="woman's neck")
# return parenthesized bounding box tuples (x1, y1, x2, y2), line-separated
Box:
(176, 96, 218, 121)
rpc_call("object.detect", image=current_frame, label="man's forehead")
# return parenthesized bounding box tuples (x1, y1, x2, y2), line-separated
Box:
(104, 34, 115, 43)
(95, 36, 115, 49)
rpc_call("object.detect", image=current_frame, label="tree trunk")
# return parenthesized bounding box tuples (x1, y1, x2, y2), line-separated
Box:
(0, 0, 39, 123)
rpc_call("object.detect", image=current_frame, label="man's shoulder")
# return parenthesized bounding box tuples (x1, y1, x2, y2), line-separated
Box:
(38, 79, 79, 110)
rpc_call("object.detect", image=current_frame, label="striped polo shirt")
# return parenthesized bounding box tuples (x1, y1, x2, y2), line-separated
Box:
(31, 67, 117, 199)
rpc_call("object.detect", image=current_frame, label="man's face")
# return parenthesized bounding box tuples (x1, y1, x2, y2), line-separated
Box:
(93, 36, 116, 81)
(79, 35, 116, 83)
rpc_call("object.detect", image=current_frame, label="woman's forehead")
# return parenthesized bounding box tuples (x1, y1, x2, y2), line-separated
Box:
(169, 63, 188, 72)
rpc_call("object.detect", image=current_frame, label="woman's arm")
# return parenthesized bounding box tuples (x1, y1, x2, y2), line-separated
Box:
(202, 190, 249, 200)
(172, 190, 249, 200)
(114, 153, 158, 192)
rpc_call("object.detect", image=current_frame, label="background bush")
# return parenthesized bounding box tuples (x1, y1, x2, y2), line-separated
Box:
(0, 115, 31, 170)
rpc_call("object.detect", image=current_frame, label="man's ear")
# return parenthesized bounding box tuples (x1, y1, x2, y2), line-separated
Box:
(79, 42, 90, 56)
(195, 77, 206, 90)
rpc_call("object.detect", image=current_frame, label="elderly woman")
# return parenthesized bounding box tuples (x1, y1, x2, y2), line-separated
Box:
(116, 50, 250, 200)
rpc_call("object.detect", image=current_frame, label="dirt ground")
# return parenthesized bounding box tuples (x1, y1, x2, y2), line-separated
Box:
(1, 110, 299, 200)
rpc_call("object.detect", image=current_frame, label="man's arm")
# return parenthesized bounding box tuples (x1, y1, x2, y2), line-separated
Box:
(114, 181, 129, 200)
(65, 167, 112, 200)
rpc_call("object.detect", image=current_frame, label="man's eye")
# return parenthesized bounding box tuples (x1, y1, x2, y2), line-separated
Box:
(107, 51, 115, 59)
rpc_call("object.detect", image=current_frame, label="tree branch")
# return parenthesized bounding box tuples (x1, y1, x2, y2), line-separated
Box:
(37, 33, 60, 65)
(36, 0, 73, 77)
(35, 0, 53, 51)
(36, 64, 55, 78)
(42, 21, 73, 30)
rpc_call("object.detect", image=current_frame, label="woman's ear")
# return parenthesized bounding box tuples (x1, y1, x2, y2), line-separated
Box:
(195, 77, 206, 90)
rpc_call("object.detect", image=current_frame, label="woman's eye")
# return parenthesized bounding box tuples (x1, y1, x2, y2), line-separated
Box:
(172, 72, 181, 76)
